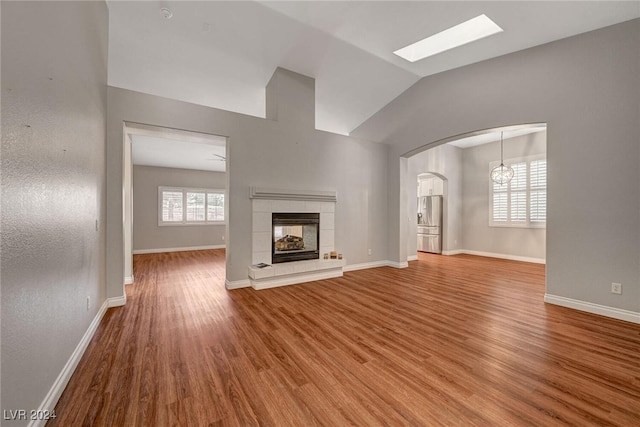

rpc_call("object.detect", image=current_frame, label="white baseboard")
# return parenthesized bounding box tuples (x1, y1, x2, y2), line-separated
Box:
(226, 278, 250, 289)
(442, 249, 464, 256)
(454, 249, 545, 264)
(107, 295, 126, 307)
(437, 249, 545, 263)
(544, 294, 640, 324)
(344, 260, 393, 272)
(27, 300, 109, 427)
(133, 244, 225, 255)
(124, 275, 134, 285)
(407, 255, 418, 262)
(344, 260, 409, 271)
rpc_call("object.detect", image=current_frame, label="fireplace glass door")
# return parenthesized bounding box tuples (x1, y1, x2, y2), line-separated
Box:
(272, 213, 320, 264)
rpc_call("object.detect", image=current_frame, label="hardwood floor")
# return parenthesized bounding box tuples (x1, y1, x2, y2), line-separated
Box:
(50, 250, 640, 426)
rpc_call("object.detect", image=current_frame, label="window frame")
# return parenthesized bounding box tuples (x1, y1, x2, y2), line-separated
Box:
(489, 154, 546, 229)
(158, 186, 226, 226)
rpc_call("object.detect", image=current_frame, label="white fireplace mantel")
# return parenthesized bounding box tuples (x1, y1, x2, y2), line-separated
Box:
(250, 186, 337, 202)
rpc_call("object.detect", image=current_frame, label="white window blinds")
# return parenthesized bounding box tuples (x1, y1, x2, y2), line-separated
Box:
(207, 193, 225, 222)
(530, 160, 547, 223)
(162, 191, 183, 222)
(159, 187, 225, 226)
(490, 157, 546, 227)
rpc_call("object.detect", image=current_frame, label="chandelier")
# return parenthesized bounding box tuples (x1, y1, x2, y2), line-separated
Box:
(490, 131, 514, 184)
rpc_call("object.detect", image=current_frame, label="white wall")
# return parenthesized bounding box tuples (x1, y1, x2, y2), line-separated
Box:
(132, 165, 226, 252)
(107, 68, 390, 296)
(1, 1, 108, 421)
(461, 131, 546, 261)
(354, 19, 640, 319)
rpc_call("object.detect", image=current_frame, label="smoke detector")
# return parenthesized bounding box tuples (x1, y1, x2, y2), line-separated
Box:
(160, 7, 173, 20)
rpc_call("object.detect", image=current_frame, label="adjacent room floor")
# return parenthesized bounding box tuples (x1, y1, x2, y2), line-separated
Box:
(50, 249, 640, 426)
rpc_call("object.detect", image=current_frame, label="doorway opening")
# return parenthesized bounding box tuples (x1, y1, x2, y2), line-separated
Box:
(404, 123, 547, 265)
(414, 173, 446, 257)
(123, 122, 229, 285)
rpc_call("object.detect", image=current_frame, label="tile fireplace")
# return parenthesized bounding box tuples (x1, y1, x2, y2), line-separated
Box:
(248, 187, 343, 290)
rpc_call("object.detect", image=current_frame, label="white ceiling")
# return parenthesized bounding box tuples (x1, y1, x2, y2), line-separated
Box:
(130, 131, 227, 172)
(107, 1, 640, 137)
(448, 124, 546, 149)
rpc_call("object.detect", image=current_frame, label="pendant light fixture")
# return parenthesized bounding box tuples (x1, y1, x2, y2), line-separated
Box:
(490, 131, 514, 184)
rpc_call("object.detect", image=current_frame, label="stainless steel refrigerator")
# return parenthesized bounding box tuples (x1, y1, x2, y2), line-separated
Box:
(417, 195, 442, 254)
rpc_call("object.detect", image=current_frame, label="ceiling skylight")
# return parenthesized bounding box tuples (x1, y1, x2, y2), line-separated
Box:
(394, 14, 503, 62)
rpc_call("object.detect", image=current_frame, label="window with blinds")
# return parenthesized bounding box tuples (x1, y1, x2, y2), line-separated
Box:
(489, 156, 546, 228)
(159, 187, 225, 225)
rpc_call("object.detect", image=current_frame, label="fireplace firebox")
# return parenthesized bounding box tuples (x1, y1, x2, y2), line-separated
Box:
(272, 213, 320, 264)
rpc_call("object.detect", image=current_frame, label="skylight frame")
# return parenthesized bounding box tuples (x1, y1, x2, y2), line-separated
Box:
(394, 14, 504, 63)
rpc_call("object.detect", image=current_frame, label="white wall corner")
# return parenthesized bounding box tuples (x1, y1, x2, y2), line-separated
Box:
(27, 300, 109, 427)
(544, 294, 640, 324)
(124, 276, 134, 285)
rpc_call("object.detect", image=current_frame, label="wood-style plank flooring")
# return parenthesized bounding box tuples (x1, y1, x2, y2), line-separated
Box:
(50, 250, 640, 426)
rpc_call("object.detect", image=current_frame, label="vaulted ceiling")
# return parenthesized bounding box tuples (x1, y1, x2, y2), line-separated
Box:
(107, 1, 639, 136)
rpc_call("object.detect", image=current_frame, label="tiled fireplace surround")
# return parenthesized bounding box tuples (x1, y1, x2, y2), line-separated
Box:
(248, 187, 345, 289)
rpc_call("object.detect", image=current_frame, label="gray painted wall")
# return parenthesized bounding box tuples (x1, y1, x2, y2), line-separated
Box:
(1, 1, 108, 421)
(461, 132, 546, 260)
(107, 68, 389, 297)
(354, 19, 640, 314)
(133, 165, 226, 251)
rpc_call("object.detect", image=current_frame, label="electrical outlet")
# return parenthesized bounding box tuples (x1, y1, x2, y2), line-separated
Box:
(611, 283, 622, 295)
(368, 249, 372, 256)
(86, 296, 91, 311)
(222, 235, 225, 241)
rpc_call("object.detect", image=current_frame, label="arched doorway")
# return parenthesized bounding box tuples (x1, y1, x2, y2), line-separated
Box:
(402, 123, 547, 263)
